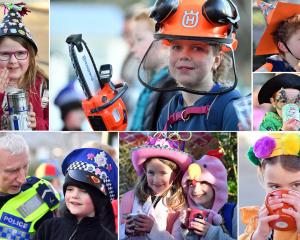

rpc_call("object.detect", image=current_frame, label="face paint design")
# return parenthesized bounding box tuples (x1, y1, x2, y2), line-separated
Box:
(274, 88, 300, 110)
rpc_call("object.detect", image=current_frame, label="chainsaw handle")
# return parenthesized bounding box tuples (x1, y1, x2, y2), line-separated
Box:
(90, 82, 128, 114)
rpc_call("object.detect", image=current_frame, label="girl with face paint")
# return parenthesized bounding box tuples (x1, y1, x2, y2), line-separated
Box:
(258, 74, 300, 131)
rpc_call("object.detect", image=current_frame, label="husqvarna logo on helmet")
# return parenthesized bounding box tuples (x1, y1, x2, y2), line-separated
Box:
(182, 10, 199, 28)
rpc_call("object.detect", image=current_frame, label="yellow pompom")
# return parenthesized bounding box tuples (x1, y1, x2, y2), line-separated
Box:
(188, 163, 201, 180)
(281, 133, 300, 155)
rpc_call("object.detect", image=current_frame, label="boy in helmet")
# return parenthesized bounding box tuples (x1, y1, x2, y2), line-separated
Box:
(254, 1, 300, 72)
(139, 0, 243, 131)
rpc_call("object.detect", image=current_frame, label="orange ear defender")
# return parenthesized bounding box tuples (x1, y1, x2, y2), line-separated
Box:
(66, 34, 128, 131)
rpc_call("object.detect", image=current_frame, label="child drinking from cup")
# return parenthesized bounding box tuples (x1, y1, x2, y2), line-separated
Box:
(240, 133, 300, 240)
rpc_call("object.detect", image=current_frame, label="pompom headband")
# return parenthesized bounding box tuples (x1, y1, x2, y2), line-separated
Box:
(248, 133, 300, 166)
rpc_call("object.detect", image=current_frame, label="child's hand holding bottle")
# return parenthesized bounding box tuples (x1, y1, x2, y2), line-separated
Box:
(27, 103, 36, 129)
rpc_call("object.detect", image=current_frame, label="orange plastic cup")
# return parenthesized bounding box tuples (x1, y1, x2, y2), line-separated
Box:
(265, 189, 296, 231)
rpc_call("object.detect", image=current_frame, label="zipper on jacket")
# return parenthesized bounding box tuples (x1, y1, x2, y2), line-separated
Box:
(68, 221, 81, 240)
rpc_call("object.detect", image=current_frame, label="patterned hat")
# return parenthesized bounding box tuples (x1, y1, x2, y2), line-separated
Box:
(255, 0, 300, 55)
(131, 133, 193, 176)
(0, 3, 38, 53)
(248, 133, 300, 166)
(62, 148, 118, 201)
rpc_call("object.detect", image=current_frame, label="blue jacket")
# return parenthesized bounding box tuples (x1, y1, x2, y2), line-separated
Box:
(256, 55, 296, 72)
(157, 84, 241, 131)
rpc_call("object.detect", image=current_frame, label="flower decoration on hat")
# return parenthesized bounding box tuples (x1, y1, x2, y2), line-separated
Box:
(248, 133, 300, 166)
(62, 148, 118, 201)
(0, 2, 37, 53)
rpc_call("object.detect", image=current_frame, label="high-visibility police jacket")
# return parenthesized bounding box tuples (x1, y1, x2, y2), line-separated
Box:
(0, 176, 60, 240)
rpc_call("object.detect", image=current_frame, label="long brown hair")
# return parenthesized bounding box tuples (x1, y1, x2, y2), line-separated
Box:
(135, 157, 186, 211)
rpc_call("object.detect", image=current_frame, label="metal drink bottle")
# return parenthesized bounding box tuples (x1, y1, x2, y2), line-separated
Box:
(7, 90, 31, 130)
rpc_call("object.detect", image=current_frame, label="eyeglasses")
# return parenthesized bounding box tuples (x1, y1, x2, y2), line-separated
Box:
(0, 51, 29, 61)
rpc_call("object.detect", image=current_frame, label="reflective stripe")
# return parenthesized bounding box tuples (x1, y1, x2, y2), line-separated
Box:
(0, 225, 32, 240)
(17, 195, 44, 218)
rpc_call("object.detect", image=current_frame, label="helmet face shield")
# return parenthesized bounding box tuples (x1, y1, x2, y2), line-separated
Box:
(143, 0, 240, 95)
(138, 38, 238, 95)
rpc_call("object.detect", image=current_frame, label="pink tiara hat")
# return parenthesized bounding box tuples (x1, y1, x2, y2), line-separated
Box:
(131, 133, 194, 176)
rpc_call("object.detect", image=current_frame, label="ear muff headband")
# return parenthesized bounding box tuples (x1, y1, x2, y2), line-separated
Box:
(150, 0, 179, 23)
(202, 0, 240, 26)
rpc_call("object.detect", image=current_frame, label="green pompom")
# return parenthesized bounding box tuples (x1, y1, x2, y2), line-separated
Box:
(247, 147, 260, 166)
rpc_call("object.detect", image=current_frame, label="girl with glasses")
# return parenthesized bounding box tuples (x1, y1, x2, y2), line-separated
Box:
(0, 3, 49, 130)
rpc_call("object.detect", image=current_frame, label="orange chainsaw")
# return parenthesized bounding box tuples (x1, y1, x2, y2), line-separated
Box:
(66, 34, 128, 131)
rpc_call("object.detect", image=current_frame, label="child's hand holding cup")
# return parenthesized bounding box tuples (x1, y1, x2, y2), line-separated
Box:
(188, 209, 209, 229)
(124, 213, 145, 236)
(265, 189, 296, 231)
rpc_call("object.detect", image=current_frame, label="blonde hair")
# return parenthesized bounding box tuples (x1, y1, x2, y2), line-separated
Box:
(135, 158, 186, 211)
(133, 9, 155, 32)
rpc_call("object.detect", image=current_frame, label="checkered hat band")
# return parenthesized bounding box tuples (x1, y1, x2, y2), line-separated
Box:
(68, 161, 115, 201)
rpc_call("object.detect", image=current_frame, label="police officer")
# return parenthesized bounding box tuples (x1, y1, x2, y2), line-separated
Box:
(0, 133, 60, 239)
